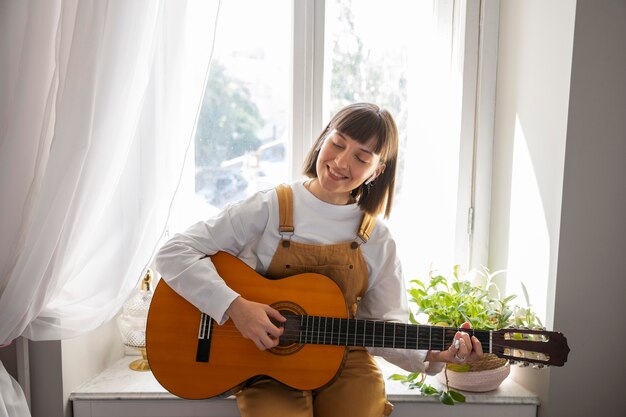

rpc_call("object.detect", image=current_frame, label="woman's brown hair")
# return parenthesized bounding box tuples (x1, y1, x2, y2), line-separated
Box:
(302, 103, 399, 218)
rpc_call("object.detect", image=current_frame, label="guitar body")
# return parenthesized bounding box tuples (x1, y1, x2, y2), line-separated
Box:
(146, 251, 349, 400)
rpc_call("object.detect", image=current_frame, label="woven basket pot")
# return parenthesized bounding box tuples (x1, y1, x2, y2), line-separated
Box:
(437, 354, 510, 392)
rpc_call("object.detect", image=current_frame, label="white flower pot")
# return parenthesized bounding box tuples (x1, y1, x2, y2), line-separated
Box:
(437, 362, 511, 392)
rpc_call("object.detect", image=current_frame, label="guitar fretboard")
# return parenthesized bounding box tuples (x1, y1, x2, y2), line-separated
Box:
(287, 314, 492, 353)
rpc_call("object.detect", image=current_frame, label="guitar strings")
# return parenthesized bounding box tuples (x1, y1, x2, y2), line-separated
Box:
(204, 327, 512, 349)
(192, 328, 552, 362)
(195, 317, 549, 354)
(195, 328, 544, 357)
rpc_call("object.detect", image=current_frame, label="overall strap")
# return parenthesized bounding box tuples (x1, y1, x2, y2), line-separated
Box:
(275, 184, 294, 236)
(276, 183, 376, 244)
(357, 213, 376, 244)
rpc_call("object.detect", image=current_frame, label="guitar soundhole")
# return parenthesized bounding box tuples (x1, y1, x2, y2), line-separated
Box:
(269, 301, 306, 356)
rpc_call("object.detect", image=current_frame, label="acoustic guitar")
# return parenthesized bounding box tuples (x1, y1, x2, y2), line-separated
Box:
(146, 251, 570, 400)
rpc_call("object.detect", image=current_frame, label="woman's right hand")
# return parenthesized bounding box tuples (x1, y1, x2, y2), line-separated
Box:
(225, 297, 286, 351)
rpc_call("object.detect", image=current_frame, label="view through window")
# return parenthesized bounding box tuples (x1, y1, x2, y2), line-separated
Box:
(193, 0, 290, 209)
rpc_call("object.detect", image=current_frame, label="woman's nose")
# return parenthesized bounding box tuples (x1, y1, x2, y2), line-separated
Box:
(334, 149, 349, 167)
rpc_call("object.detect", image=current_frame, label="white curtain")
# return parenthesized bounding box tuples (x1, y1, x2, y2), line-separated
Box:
(0, 0, 219, 415)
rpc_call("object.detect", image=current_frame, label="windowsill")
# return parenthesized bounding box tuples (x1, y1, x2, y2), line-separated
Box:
(378, 358, 539, 405)
(70, 356, 540, 406)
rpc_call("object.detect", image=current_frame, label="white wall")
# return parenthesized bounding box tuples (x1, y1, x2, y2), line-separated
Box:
(61, 319, 124, 417)
(492, 1, 626, 416)
(23, 319, 123, 417)
(489, 0, 576, 414)
(546, 1, 626, 416)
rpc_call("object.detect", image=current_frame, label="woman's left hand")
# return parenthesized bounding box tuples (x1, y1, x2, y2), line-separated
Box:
(426, 322, 484, 364)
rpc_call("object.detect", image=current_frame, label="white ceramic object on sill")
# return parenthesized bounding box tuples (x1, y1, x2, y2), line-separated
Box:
(437, 363, 511, 392)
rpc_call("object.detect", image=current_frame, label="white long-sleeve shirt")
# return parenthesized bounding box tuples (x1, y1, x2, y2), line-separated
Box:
(155, 181, 443, 375)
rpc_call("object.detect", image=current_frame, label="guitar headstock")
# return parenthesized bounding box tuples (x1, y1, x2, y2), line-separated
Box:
(491, 327, 570, 367)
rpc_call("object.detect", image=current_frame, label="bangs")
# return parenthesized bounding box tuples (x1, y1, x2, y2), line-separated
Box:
(332, 107, 392, 159)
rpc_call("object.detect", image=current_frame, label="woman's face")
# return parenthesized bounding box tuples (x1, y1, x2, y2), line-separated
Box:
(314, 129, 384, 205)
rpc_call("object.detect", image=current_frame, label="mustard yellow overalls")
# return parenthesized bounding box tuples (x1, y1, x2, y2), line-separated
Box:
(235, 184, 394, 417)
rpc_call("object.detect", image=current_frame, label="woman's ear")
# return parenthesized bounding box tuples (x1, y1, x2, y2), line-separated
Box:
(365, 164, 386, 185)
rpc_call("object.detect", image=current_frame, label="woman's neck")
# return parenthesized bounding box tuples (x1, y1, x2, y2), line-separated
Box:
(304, 178, 355, 205)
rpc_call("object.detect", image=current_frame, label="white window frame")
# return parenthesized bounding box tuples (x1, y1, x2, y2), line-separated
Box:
(456, 0, 500, 269)
(290, 0, 326, 180)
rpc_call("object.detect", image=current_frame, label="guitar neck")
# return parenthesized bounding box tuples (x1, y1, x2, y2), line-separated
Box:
(287, 314, 492, 353)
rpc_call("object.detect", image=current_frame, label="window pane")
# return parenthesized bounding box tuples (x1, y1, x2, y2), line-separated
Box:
(194, 1, 291, 210)
(325, 0, 464, 279)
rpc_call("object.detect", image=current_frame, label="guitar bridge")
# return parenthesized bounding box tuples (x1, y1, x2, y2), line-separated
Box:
(196, 313, 213, 362)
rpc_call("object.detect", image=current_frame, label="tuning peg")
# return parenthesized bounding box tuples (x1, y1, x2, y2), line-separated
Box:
(520, 361, 530, 367)
(532, 363, 545, 369)
(508, 360, 518, 366)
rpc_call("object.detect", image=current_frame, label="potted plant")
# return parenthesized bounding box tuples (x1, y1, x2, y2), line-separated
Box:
(391, 265, 542, 405)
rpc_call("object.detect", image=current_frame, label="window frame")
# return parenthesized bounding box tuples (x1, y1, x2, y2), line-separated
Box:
(290, 0, 326, 179)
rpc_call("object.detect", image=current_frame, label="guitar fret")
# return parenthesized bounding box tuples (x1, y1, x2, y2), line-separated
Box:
(403, 323, 407, 349)
(416, 324, 419, 349)
(324, 317, 327, 345)
(441, 327, 446, 350)
(316, 316, 320, 345)
(330, 318, 335, 345)
(337, 318, 342, 345)
(382, 322, 386, 348)
(345, 318, 350, 345)
(429, 326, 432, 350)
(362, 320, 366, 346)
(372, 321, 375, 347)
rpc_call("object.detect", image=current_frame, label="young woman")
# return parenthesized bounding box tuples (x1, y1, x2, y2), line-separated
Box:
(155, 102, 482, 417)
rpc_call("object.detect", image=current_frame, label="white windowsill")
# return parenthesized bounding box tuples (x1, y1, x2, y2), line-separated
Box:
(70, 356, 539, 417)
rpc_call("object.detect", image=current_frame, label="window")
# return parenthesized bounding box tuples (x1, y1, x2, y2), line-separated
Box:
(193, 0, 291, 209)
(170, 0, 496, 282)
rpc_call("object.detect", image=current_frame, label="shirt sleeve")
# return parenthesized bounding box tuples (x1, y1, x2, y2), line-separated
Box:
(358, 226, 445, 376)
(154, 191, 273, 324)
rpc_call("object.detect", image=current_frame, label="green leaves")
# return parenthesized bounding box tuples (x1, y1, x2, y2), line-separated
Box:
(448, 390, 467, 403)
(388, 373, 466, 406)
(408, 265, 531, 331)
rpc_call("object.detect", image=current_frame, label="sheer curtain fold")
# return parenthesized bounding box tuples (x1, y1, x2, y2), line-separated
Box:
(0, 0, 218, 414)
